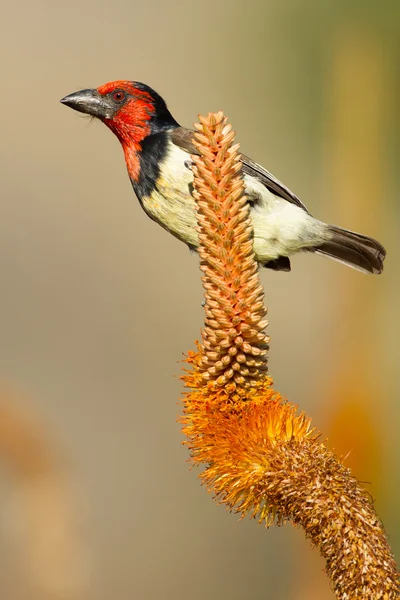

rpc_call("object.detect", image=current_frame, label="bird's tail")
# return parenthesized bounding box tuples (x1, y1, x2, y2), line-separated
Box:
(314, 225, 386, 274)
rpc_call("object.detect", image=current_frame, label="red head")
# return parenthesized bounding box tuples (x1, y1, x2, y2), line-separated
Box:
(61, 80, 178, 180)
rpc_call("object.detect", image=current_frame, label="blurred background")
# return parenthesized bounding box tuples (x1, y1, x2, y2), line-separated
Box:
(0, 0, 399, 598)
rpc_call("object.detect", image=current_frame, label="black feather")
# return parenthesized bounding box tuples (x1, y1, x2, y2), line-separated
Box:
(263, 256, 291, 272)
(132, 132, 169, 199)
(314, 226, 386, 274)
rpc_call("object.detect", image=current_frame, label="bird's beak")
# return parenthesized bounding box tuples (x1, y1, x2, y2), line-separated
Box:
(60, 89, 114, 119)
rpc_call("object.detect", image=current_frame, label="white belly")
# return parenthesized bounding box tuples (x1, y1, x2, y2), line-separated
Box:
(244, 176, 328, 262)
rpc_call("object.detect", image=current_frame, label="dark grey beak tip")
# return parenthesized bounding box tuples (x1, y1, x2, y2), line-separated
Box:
(60, 95, 73, 106)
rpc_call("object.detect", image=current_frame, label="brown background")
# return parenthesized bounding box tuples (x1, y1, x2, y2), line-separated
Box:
(0, 1, 399, 598)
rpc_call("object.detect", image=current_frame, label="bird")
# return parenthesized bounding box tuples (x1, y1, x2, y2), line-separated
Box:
(60, 81, 386, 274)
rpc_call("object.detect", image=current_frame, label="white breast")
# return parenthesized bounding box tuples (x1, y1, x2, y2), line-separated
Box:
(140, 143, 199, 246)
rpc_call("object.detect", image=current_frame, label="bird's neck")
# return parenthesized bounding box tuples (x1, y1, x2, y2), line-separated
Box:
(105, 109, 179, 186)
(103, 118, 146, 181)
(126, 130, 173, 199)
(122, 139, 143, 183)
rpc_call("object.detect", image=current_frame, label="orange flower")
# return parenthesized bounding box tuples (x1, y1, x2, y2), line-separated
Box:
(191, 111, 269, 391)
(180, 112, 399, 598)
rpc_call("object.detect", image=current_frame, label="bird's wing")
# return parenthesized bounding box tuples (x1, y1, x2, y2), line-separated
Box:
(169, 127, 198, 155)
(170, 127, 309, 212)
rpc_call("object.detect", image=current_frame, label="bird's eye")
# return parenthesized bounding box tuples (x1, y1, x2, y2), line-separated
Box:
(112, 90, 126, 102)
